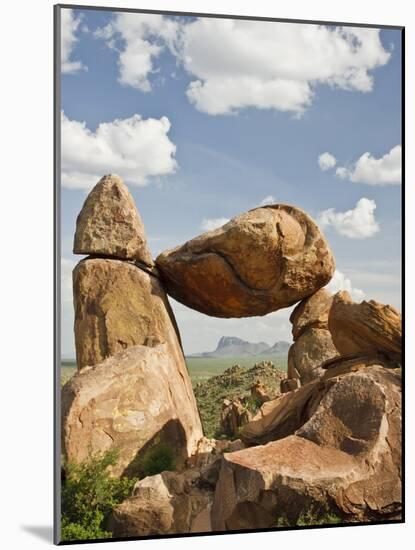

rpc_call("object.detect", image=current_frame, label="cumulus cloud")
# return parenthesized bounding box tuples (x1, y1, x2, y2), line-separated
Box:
(61, 9, 86, 74)
(201, 217, 230, 231)
(180, 21, 390, 115)
(96, 16, 390, 115)
(259, 195, 276, 206)
(318, 152, 337, 171)
(94, 13, 178, 91)
(318, 197, 380, 239)
(326, 269, 365, 301)
(61, 111, 177, 190)
(336, 145, 401, 185)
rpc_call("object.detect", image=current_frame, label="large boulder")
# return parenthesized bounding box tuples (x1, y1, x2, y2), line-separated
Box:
(287, 288, 338, 384)
(73, 258, 182, 370)
(62, 343, 203, 476)
(290, 288, 334, 339)
(156, 205, 335, 317)
(329, 291, 402, 362)
(212, 362, 401, 529)
(108, 438, 246, 536)
(287, 328, 339, 384)
(73, 174, 153, 265)
(108, 469, 213, 536)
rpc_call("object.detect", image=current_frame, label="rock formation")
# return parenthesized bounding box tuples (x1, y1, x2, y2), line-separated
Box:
(329, 291, 402, 363)
(156, 204, 335, 317)
(73, 174, 153, 265)
(108, 438, 245, 536)
(73, 258, 181, 370)
(62, 344, 203, 477)
(287, 288, 339, 384)
(62, 175, 402, 536)
(220, 399, 252, 438)
(213, 359, 401, 529)
(63, 174, 203, 471)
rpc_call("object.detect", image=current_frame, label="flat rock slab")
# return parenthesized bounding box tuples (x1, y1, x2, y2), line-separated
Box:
(73, 174, 153, 264)
(156, 204, 335, 317)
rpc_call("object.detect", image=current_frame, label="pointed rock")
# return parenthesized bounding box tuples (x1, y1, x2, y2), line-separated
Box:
(329, 291, 402, 362)
(73, 174, 153, 265)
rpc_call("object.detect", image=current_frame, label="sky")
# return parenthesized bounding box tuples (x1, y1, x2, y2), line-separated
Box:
(59, 7, 402, 357)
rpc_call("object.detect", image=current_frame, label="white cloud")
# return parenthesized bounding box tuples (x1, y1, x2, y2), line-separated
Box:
(317, 197, 380, 239)
(335, 145, 401, 185)
(326, 269, 365, 301)
(180, 21, 390, 115)
(61, 9, 86, 74)
(259, 195, 276, 206)
(94, 13, 178, 91)
(201, 217, 230, 231)
(96, 16, 390, 115)
(61, 111, 177, 190)
(318, 152, 337, 171)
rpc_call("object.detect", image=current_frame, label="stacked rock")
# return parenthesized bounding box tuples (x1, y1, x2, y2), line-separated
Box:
(285, 288, 339, 387)
(62, 180, 402, 533)
(62, 175, 203, 476)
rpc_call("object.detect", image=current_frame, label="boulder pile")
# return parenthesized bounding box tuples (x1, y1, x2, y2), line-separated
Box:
(62, 174, 402, 535)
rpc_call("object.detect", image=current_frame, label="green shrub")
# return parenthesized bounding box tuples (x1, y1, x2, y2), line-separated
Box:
(61, 449, 136, 542)
(276, 506, 342, 528)
(134, 443, 176, 478)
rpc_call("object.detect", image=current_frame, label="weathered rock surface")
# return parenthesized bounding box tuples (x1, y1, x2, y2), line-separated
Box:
(73, 258, 182, 370)
(62, 343, 203, 476)
(220, 399, 252, 438)
(73, 174, 153, 265)
(250, 381, 272, 404)
(108, 438, 246, 536)
(156, 205, 335, 317)
(287, 328, 339, 384)
(280, 377, 300, 394)
(329, 291, 402, 362)
(108, 469, 213, 536)
(213, 362, 401, 529)
(290, 288, 334, 339)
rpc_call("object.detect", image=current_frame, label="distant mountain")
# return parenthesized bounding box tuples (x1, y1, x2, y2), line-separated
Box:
(261, 341, 291, 355)
(192, 336, 290, 358)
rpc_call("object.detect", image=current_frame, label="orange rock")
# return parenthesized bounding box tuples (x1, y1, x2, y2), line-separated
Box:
(329, 291, 402, 361)
(156, 205, 335, 317)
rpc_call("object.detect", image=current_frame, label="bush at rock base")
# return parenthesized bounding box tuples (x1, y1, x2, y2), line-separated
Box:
(61, 449, 136, 541)
(276, 505, 343, 527)
(132, 443, 176, 479)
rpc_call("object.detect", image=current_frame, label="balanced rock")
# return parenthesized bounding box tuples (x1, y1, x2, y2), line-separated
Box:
(156, 205, 335, 317)
(287, 328, 339, 384)
(329, 291, 402, 362)
(62, 343, 203, 476)
(73, 174, 153, 265)
(73, 258, 182, 370)
(213, 361, 401, 529)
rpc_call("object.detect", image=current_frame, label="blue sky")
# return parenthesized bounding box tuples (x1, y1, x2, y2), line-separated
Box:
(60, 8, 402, 357)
